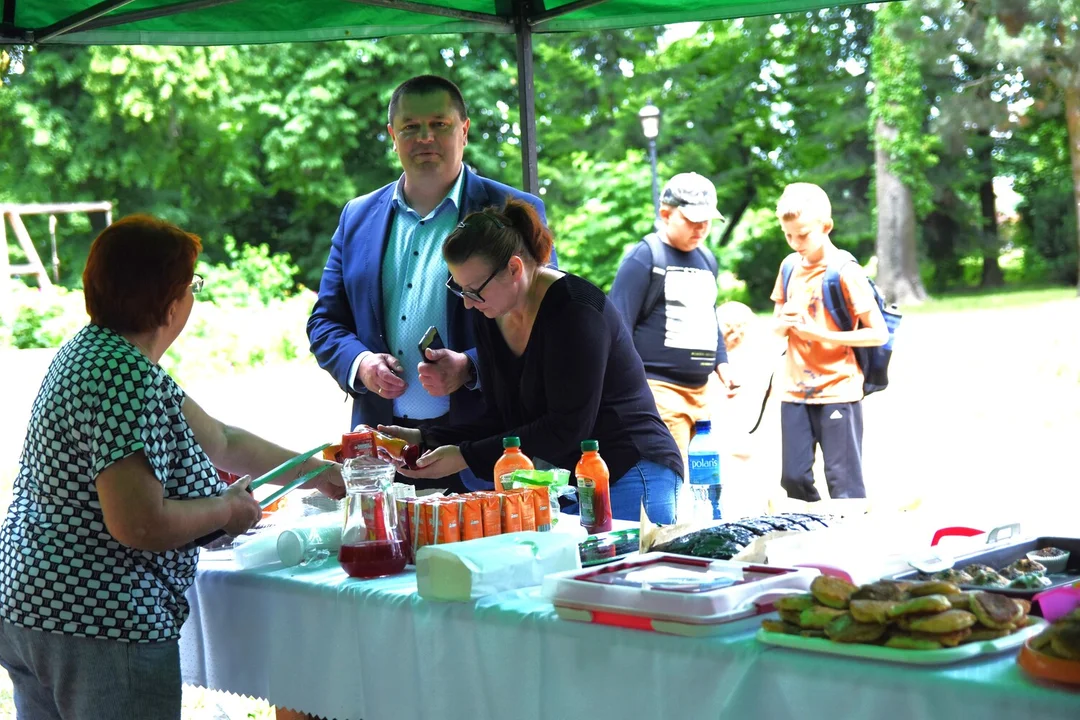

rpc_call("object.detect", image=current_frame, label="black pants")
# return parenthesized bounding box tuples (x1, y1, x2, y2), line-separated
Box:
(392, 415, 469, 494)
(779, 401, 865, 502)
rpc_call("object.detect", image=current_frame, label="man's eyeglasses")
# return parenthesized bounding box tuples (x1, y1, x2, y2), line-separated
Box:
(190, 273, 205, 295)
(446, 264, 504, 303)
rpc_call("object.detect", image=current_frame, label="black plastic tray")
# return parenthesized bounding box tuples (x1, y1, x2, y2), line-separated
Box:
(890, 536, 1080, 600)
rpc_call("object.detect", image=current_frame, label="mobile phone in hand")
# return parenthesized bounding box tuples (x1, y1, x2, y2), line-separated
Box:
(418, 326, 445, 362)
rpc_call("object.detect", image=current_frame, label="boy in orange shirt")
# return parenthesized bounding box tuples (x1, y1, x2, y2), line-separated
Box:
(770, 183, 888, 501)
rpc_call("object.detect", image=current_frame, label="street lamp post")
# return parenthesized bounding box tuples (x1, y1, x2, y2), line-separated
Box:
(639, 102, 661, 221)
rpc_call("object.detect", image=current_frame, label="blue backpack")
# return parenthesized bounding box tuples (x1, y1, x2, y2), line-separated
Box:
(780, 250, 902, 396)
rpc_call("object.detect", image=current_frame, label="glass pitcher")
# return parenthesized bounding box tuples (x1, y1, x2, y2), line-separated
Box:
(339, 459, 406, 579)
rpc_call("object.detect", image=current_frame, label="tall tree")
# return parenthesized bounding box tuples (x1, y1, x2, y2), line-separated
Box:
(868, 2, 934, 305)
(969, 0, 1080, 293)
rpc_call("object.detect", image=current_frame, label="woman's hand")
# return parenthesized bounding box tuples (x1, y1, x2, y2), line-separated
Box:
(222, 476, 262, 537)
(395, 445, 467, 480)
(377, 424, 422, 447)
(304, 460, 346, 500)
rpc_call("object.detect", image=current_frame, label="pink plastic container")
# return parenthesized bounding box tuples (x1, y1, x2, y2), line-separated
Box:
(1033, 582, 1080, 622)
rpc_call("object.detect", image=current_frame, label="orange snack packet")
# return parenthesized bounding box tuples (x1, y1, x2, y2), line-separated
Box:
(530, 487, 552, 532)
(396, 498, 414, 563)
(418, 498, 437, 550)
(510, 488, 536, 531)
(460, 495, 484, 541)
(433, 498, 461, 545)
(500, 492, 523, 534)
(478, 493, 502, 537)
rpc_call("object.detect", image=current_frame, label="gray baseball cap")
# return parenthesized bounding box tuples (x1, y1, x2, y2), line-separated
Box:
(660, 172, 726, 224)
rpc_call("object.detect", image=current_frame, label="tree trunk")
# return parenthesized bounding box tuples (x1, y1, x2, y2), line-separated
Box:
(1065, 79, 1080, 296)
(874, 118, 929, 305)
(973, 128, 1004, 288)
(978, 174, 1005, 287)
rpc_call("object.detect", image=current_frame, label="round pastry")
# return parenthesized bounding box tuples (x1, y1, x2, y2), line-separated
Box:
(967, 627, 1014, 642)
(799, 605, 848, 629)
(910, 628, 972, 647)
(761, 619, 801, 635)
(907, 609, 978, 634)
(968, 569, 1009, 588)
(887, 594, 953, 618)
(825, 613, 888, 644)
(947, 593, 973, 610)
(850, 600, 899, 625)
(961, 563, 995, 577)
(908, 581, 961, 597)
(776, 594, 816, 612)
(1008, 573, 1052, 590)
(1049, 624, 1080, 660)
(970, 591, 1024, 629)
(930, 568, 974, 585)
(850, 581, 910, 602)
(1006, 558, 1047, 576)
(810, 576, 859, 609)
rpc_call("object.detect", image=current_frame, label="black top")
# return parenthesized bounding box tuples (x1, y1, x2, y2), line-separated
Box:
(424, 274, 683, 485)
(609, 239, 727, 388)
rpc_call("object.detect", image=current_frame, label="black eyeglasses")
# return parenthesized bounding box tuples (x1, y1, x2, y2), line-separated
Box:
(446, 264, 505, 303)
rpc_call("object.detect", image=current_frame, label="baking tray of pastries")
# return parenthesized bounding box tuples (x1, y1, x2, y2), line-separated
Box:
(891, 536, 1080, 600)
(757, 575, 1045, 665)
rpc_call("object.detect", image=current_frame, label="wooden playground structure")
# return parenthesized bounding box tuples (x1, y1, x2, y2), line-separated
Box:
(0, 201, 113, 292)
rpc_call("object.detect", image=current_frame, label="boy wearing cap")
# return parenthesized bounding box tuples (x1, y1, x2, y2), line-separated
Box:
(770, 182, 888, 501)
(610, 172, 737, 465)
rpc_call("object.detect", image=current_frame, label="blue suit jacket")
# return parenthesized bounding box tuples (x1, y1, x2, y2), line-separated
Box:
(307, 167, 550, 433)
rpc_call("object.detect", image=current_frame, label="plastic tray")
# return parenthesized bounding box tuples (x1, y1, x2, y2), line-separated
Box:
(890, 536, 1080, 600)
(758, 618, 1045, 666)
(545, 552, 819, 634)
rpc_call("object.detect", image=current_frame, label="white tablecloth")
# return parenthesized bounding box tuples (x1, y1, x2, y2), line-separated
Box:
(180, 555, 1080, 720)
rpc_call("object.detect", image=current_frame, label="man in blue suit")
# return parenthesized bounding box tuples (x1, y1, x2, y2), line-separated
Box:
(307, 75, 548, 492)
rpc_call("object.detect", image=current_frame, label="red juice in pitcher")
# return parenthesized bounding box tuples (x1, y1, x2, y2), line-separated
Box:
(338, 540, 407, 579)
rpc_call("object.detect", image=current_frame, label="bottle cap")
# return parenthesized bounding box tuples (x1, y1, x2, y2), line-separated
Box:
(694, 420, 712, 432)
(503, 436, 521, 448)
(581, 439, 599, 452)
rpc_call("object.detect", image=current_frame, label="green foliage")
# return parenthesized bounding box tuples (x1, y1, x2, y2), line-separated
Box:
(546, 151, 655, 292)
(728, 207, 790, 311)
(868, 3, 939, 218)
(2, 286, 86, 349)
(197, 236, 300, 307)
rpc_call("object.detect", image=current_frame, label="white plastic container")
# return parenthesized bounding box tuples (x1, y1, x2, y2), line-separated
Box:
(544, 552, 819, 636)
(232, 531, 283, 570)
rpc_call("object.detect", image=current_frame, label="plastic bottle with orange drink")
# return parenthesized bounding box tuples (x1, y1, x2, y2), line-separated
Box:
(493, 436, 534, 491)
(576, 439, 612, 534)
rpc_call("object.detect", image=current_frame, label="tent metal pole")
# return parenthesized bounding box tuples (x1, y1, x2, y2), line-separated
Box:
(33, 0, 139, 42)
(77, 0, 245, 33)
(515, 0, 539, 195)
(529, 0, 611, 27)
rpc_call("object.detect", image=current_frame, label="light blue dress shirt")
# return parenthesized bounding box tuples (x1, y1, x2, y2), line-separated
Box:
(374, 169, 465, 420)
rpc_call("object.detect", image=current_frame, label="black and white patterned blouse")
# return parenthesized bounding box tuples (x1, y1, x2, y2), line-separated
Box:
(0, 324, 223, 642)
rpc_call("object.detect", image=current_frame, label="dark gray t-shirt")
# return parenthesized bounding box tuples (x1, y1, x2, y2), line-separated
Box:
(0, 324, 223, 642)
(609, 239, 727, 388)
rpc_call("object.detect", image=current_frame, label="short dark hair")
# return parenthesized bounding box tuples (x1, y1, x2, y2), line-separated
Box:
(387, 75, 468, 126)
(83, 215, 201, 333)
(444, 198, 553, 270)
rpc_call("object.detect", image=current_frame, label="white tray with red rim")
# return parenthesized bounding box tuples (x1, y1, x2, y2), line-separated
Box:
(543, 552, 820, 637)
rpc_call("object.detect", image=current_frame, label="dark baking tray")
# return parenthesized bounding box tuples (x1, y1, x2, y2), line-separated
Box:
(890, 536, 1080, 600)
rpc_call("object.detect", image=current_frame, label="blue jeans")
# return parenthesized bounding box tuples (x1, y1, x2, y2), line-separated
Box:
(0, 620, 182, 719)
(565, 459, 680, 524)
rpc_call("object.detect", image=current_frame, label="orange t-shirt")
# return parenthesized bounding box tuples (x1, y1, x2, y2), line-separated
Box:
(769, 250, 877, 404)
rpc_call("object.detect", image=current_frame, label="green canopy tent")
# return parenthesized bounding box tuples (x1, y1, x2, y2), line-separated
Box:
(0, 0, 863, 193)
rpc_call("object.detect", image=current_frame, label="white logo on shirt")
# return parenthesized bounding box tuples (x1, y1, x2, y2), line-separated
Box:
(663, 266, 718, 352)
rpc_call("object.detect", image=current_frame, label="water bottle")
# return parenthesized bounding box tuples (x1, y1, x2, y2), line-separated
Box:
(687, 419, 722, 522)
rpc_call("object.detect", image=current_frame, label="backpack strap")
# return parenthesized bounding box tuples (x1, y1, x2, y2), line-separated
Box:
(780, 254, 799, 303)
(636, 233, 668, 326)
(821, 250, 858, 331)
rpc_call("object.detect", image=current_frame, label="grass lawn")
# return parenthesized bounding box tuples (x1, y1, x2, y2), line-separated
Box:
(0, 288, 1077, 717)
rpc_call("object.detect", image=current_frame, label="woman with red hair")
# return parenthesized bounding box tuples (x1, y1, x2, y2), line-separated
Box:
(0, 215, 344, 719)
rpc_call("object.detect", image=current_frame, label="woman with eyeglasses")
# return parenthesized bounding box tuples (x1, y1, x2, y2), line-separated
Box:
(385, 199, 683, 523)
(0, 215, 345, 719)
